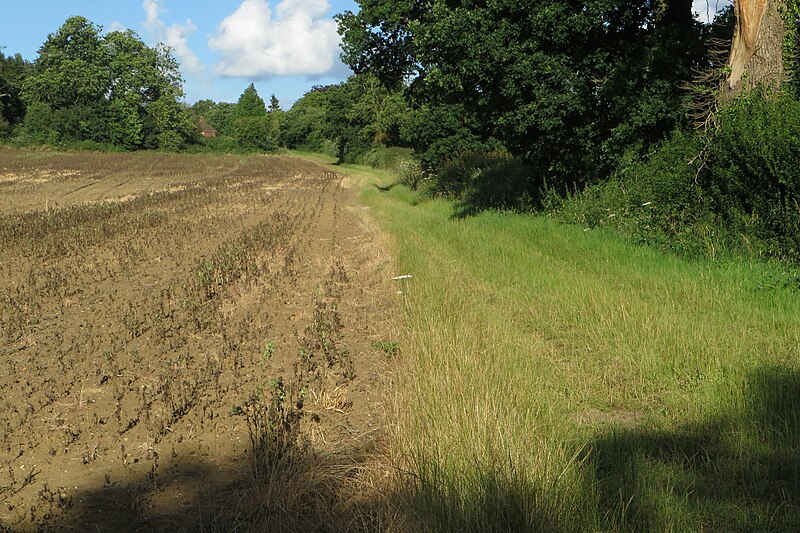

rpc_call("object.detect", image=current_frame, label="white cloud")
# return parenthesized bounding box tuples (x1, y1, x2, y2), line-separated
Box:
(209, 0, 342, 78)
(142, 0, 204, 74)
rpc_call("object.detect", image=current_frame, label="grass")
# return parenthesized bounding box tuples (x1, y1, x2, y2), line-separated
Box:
(321, 160, 800, 531)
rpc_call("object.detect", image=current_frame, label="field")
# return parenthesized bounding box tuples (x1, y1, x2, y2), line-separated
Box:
(4, 148, 800, 532)
(0, 149, 396, 531)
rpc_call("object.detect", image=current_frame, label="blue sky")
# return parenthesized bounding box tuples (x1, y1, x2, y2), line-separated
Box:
(0, 0, 359, 108)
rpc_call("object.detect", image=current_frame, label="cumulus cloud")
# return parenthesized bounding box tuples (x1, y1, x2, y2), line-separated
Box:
(209, 0, 342, 78)
(142, 0, 204, 74)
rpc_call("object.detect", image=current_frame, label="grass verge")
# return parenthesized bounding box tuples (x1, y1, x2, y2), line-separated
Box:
(318, 158, 800, 532)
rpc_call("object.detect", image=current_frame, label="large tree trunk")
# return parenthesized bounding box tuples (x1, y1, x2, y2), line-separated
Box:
(722, 0, 785, 99)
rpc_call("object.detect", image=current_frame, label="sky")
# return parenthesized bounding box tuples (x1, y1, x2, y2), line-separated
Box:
(693, 0, 732, 24)
(0, 0, 359, 108)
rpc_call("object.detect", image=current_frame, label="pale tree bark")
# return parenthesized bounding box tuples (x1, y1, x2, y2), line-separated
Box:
(722, 0, 786, 99)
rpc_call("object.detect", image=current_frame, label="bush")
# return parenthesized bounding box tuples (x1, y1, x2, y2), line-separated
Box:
(706, 92, 800, 262)
(233, 116, 276, 152)
(557, 92, 800, 264)
(558, 132, 718, 257)
(397, 158, 424, 190)
(459, 157, 543, 214)
(433, 151, 510, 198)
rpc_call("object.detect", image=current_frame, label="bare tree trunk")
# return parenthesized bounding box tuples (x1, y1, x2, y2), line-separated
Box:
(722, 0, 785, 99)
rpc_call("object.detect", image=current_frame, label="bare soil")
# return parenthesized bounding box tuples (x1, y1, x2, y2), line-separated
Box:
(0, 148, 396, 531)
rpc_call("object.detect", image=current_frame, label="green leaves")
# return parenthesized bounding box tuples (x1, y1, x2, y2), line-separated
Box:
(23, 16, 108, 108)
(339, 0, 708, 192)
(18, 16, 192, 151)
(235, 83, 267, 120)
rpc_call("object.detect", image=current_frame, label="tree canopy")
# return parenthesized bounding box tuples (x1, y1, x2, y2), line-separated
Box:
(14, 16, 195, 150)
(338, 0, 709, 185)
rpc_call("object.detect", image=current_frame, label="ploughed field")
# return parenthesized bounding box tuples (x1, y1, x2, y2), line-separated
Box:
(0, 149, 392, 531)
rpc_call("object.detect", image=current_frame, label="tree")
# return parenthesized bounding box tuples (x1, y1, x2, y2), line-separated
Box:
(268, 94, 281, 113)
(19, 16, 194, 150)
(338, 0, 708, 186)
(722, 0, 788, 99)
(205, 102, 236, 136)
(319, 74, 408, 163)
(231, 84, 275, 151)
(281, 86, 334, 153)
(22, 16, 108, 109)
(0, 49, 32, 135)
(234, 83, 267, 120)
(192, 99, 216, 116)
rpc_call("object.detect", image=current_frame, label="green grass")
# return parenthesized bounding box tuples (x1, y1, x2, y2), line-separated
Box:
(322, 161, 800, 531)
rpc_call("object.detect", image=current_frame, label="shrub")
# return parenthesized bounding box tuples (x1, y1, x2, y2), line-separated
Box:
(459, 157, 542, 214)
(433, 151, 510, 198)
(558, 133, 717, 257)
(706, 92, 800, 262)
(558, 92, 800, 264)
(397, 158, 424, 190)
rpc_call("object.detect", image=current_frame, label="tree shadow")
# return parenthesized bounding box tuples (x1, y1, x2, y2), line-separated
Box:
(23, 366, 800, 531)
(26, 435, 392, 532)
(584, 365, 800, 530)
(396, 465, 567, 533)
(374, 182, 399, 192)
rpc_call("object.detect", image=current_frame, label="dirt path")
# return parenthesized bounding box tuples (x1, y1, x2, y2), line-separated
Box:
(0, 149, 396, 531)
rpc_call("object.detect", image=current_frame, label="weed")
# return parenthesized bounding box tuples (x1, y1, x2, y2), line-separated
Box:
(372, 340, 399, 358)
(261, 340, 275, 363)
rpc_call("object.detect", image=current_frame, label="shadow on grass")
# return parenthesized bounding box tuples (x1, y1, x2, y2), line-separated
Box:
(374, 182, 400, 192)
(399, 464, 570, 533)
(396, 366, 800, 532)
(586, 365, 800, 531)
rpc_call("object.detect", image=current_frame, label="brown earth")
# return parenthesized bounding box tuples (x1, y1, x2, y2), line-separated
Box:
(0, 148, 398, 531)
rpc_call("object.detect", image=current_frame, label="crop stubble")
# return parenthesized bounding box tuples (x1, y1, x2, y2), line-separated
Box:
(0, 149, 394, 531)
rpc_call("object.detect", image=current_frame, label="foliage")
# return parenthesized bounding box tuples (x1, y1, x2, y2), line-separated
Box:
(221, 84, 279, 152)
(22, 16, 109, 109)
(268, 94, 281, 113)
(359, 146, 414, 170)
(400, 103, 498, 174)
(233, 116, 273, 152)
(322, 74, 409, 163)
(706, 91, 800, 262)
(338, 0, 708, 187)
(14, 16, 194, 150)
(431, 151, 510, 199)
(204, 102, 236, 136)
(459, 157, 545, 214)
(281, 86, 335, 154)
(559, 91, 800, 264)
(396, 156, 423, 190)
(0, 50, 31, 135)
(558, 131, 716, 257)
(234, 83, 267, 121)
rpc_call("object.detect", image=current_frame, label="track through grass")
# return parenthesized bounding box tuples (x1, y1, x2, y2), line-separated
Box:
(323, 159, 800, 531)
